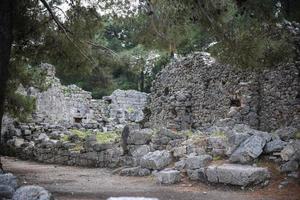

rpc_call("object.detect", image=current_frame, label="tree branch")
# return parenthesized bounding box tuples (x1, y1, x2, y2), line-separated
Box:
(39, 0, 117, 65)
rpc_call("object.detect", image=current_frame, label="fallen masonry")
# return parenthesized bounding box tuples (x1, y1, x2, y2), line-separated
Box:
(206, 164, 270, 186)
(1, 30, 300, 193)
(0, 171, 53, 200)
(4, 121, 300, 190)
(155, 169, 181, 184)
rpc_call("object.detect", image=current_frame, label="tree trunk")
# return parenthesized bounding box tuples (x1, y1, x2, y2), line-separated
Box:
(0, 0, 14, 145)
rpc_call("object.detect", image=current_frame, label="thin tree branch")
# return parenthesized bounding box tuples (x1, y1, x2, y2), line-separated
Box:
(39, 0, 117, 65)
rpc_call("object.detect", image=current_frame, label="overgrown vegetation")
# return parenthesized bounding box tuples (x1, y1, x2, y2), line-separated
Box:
(61, 129, 121, 144)
(2, 0, 300, 121)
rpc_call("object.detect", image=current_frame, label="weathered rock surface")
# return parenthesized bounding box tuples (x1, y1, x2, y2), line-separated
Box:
(130, 145, 151, 158)
(264, 139, 287, 153)
(120, 167, 151, 177)
(127, 129, 152, 145)
(156, 170, 181, 184)
(140, 150, 172, 170)
(230, 135, 266, 163)
(0, 173, 18, 189)
(148, 52, 300, 131)
(206, 164, 270, 186)
(280, 160, 299, 172)
(187, 168, 206, 181)
(274, 127, 298, 141)
(12, 185, 53, 200)
(185, 155, 212, 170)
(0, 185, 15, 199)
(280, 140, 300, 161)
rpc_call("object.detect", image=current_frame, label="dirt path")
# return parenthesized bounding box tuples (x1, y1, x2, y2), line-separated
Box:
(2, 157, 299, 200)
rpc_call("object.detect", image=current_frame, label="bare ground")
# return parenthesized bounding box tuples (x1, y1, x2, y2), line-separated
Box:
(2, 157, 300, 200)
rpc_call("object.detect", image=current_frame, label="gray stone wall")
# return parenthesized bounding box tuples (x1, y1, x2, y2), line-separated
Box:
(10, 63, 148, 130)
(148, 52, 300, 131)
(104, 89, 148, 124)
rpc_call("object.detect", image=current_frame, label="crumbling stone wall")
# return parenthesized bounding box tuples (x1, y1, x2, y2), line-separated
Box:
(10, 63, 148, 130)
(104, 89, 148, 124)
(148, 52, 300, 131)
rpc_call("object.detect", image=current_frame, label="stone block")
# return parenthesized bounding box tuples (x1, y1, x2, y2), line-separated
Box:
(206, 164, 270, 186)
(156, 170, 181, 184)
(140, 150, 172, 170)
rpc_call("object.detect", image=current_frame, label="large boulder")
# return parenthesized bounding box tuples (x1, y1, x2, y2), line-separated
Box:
(0, 173, 18, 189)
(206, 164, 270, 186)
(13, 185, 53, 200)
(151, 128, 186, 149)
(130, 145, 151, 158)
(0, 185, 15, 199)
(156, 170, 181, 184)
(280, 140, 300, 161)
(280, 160, 299, 172)
(127, 129, 152, 145)
(207, 136, 227, 156)
(226, 129, 251, 155)
(229, 135, 266, 163)
(140, 150, 172, 170)
(226, 124, 271, 156)
(264, 139, 287, 153)
(274, 127, 298, 141)
(185, 155, 212, 170)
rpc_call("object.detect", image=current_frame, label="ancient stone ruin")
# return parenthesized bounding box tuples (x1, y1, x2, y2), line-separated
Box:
(1, 50, 299, 192)
(148, 52, 300, 132)
(3, 63, 148, 132)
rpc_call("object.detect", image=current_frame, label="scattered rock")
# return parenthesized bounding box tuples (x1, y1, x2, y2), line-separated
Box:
(13, 185, 53, 200)
(264, 139, 287, 153)
(37, 133, 49, 142)
(120, 167, 151, 177)
(280, 160, 299, 172)
(140, 150, 172, 170)
(156, 170, 181, 184)
(0, 185, 15, 199)
(185, 155, 212, 170)
(131, 145, 151, 158)
(287, 171, 299, 178)
(187, 168, 206, 181)
(93, 143, 113, 152)
(206, 164, 270, 186)
(226, 130, 250, 156)
(274, 127, 298, 141)
(0, 173, 18, 189)
(14, 138, 25, 148)
(230, 135, 266, 163)
(127, 129, 152, 145)
(174, 160, 186, 171)
(280, 140, 300, 161)
(173, 146, 187, 158)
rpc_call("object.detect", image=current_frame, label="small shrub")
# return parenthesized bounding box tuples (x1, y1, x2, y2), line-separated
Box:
(295, 131, 300, 139)
(211, 131, 226, 138)
(69, 143, 84, 152)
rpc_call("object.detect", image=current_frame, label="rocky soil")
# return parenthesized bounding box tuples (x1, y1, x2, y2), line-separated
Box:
(2, 157, 300, 200)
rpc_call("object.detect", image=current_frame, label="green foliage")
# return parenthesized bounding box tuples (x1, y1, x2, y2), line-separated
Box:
(211, 131, 226, 138)
(69, 129, 120, 144)
(5, 92, 36, 122)
(7, 0, 300, 122)
(295, 132, 300, 139)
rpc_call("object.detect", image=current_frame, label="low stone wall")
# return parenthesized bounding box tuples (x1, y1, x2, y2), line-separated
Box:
(1, 121, 299, 187)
